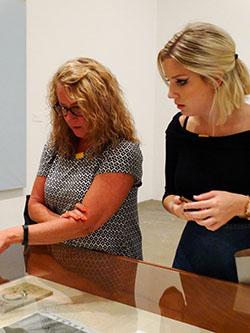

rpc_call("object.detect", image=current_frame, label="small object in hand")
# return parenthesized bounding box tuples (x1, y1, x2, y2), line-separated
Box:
(179, 196, 192, 203)
(180, 196, 200, 211)
(60, 211, 70, 218)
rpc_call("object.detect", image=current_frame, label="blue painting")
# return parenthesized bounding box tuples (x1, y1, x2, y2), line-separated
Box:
(0, 0, 26, 191)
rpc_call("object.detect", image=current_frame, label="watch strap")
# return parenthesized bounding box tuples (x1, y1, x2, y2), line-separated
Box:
(22, 225, 29, 245)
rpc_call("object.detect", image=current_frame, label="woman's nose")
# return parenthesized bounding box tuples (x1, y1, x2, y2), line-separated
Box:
(168, 84, 178, 99)
(64, 110, 77, 122)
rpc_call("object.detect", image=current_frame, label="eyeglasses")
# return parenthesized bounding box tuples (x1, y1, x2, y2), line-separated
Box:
(53, 103, 83, 117)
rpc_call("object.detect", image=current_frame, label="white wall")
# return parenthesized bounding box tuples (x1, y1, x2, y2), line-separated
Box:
(25, 0, 157, 204)
(1, 0, 158, 229)
(152, 0, 250, 199)
(1, 0, 250, 229)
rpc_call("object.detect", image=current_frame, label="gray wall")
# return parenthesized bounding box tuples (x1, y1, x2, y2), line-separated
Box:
(0, 0, 26, 191)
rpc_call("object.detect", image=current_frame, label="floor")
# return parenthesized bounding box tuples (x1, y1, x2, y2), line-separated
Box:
(138, 199, 186, 267)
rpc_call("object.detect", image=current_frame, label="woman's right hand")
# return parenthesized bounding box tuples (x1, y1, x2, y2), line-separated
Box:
(61, 203, 88, 222)
(163, 195, 187, 220)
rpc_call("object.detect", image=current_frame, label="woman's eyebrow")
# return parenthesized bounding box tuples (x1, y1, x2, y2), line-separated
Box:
(59, 102, 79, 107)
(164, 74, 188, 81)
(172, 74, 188, 79)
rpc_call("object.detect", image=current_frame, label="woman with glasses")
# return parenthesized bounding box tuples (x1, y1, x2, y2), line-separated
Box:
(158, 22, 250, 282)
(0, 58, 143, 260)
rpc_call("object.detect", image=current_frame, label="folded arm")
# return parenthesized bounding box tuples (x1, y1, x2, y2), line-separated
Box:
(0, 172, 135, 253)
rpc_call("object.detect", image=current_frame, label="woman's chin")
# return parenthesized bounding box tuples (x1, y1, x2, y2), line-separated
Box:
(72, 128, 85, 138)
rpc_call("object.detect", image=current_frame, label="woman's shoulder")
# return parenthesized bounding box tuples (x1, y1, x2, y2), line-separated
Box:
(97, 139, 143, 176)
(118, 138, 141, 150)
(103, 139, 142, 158)
(167, 112, 183, 128)
(166, 112, 188, 136)
(219, 103, 250, 137)
(40, 138, 57, 158)
(241, 103, 250, 130)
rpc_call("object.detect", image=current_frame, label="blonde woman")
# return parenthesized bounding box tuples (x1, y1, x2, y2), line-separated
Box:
(0, 58, 143, 260)
(158, 22, 250, 282)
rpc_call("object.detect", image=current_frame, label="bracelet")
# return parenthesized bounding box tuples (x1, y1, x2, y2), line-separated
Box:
(244, 196, 250, 218)
(22, 225, 29, 245)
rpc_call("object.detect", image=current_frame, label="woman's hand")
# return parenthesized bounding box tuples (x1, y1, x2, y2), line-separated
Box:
(0, 233, 11, 254)
(163, 195, 188, 220)
(61, 203, 88, 222)
(0, 227, 22, 254)
(183, 190, 249, 231)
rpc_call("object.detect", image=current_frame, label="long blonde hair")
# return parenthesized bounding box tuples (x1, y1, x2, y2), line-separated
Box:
(158, 22, 250, 127)
(48, 57, 139, 158)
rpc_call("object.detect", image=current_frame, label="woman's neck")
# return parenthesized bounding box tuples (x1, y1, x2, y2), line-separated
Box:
(76, 139, 88, 153)
(189, 103, 250, 136)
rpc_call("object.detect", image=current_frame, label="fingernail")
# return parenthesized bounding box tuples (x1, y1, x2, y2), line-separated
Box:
(81, 216, 87, 221)
(75, 215, 81, 220)
(81, 206, 87, 212)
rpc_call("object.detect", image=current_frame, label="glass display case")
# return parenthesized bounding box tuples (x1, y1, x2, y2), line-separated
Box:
(0, 244, 250, 332)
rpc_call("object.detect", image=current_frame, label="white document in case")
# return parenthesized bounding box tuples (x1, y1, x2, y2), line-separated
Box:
(0, 311, 99, 333)
(234, 248, 250, 285)
(0, 282, 53, 313)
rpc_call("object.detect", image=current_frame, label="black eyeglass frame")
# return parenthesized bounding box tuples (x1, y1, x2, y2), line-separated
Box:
(53, 103, 83, 117)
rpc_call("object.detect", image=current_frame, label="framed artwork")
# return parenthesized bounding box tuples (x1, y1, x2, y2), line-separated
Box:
(0, 282, 53, 313)
(0, 0, 26, 191)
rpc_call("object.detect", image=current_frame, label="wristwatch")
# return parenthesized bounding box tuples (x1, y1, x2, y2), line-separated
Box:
(244, 196, 250, 218)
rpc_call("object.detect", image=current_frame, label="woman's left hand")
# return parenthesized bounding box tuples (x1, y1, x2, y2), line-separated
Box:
(60, 203, 87, 222)
(183, 190, 248, 231)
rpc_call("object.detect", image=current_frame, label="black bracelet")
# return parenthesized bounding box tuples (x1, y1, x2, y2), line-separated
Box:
(22, 225, 29, 245)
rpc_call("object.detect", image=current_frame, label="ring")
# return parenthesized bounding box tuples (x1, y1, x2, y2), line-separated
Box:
(60, 211, 69, 218)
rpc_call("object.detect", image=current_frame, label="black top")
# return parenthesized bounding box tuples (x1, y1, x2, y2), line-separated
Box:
(163, 112, 250, 224)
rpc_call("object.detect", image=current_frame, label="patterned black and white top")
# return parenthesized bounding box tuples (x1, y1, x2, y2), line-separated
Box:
(37, 139, 143, 260)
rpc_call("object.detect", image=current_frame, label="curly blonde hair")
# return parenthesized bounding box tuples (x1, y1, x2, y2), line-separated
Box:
(158, 22, 250, 126)
(48, 57, 139, 158)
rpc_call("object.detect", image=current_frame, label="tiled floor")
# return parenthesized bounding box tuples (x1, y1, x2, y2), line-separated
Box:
(138, 199, 186, 267)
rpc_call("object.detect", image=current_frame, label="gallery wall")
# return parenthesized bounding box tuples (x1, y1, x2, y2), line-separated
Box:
(1, 0, 249, 230)
(25, 0, 157, 203)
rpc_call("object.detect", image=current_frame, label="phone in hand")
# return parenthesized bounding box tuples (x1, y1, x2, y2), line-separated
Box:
(179, 196, 199, 211)
(179, 196, 192, 203)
